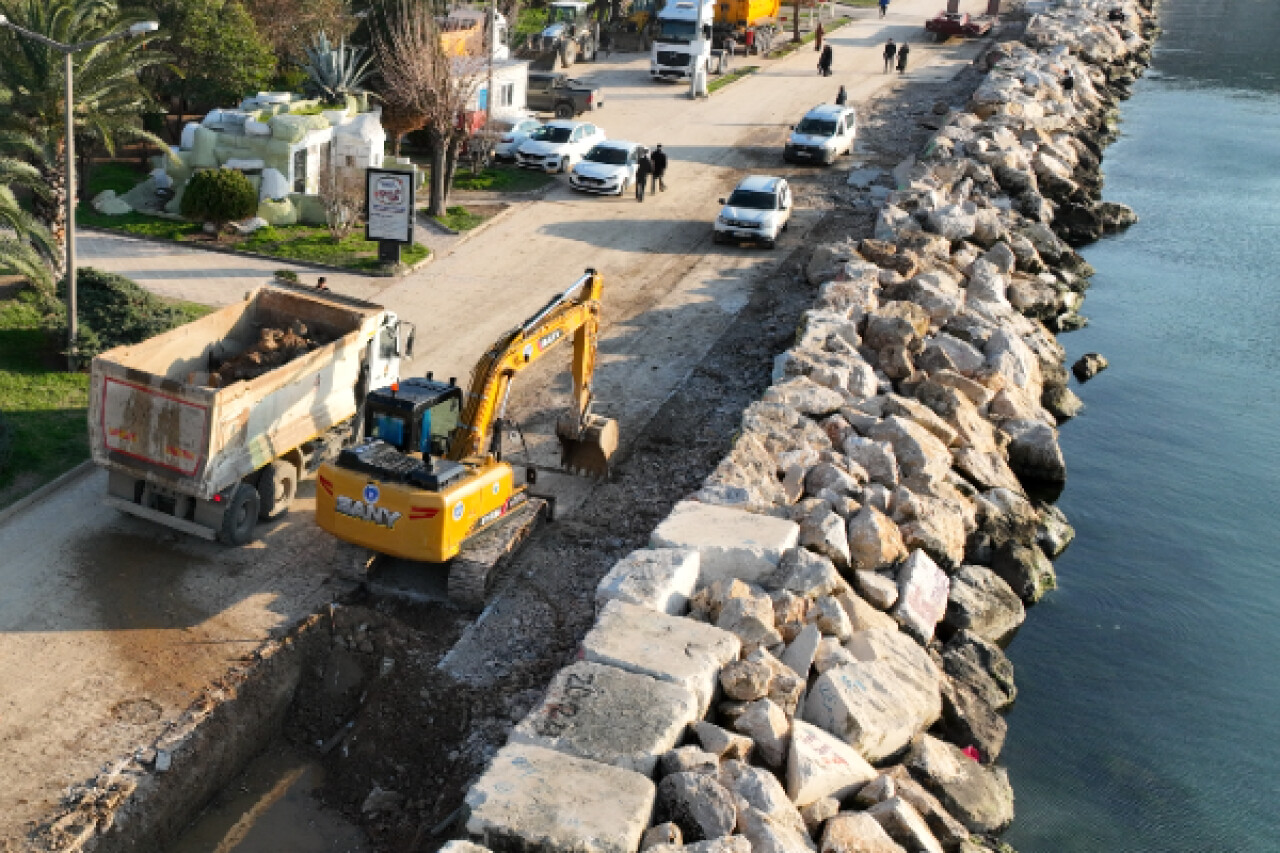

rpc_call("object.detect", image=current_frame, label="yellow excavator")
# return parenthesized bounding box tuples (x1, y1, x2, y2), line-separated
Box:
(315, 269, 618, 608)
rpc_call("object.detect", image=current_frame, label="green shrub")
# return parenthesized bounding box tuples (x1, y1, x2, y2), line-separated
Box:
(274, 268, 300, 283)
(44, 267, 192, 359)
(180, 168, 259, 231)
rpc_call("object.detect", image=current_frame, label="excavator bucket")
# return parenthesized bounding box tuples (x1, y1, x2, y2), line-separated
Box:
(556, 413, 619, 478)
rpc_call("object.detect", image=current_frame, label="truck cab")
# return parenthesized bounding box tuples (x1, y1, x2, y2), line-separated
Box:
(651, 0, 727, 80)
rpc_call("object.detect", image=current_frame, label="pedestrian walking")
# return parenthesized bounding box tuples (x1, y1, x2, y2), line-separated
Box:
(878, 0, 889, 17)
(817, 43, 833, 76)
(883, 38, 896, 73)
(315, 276, 329, 291)
(814, 21, 824, 53)
(835, 85, 847, 106)
(650, 144, 668, 193)
(600, 28, 612, 58)
(896, 42, 910, 73)
(635, 149, 653, 201)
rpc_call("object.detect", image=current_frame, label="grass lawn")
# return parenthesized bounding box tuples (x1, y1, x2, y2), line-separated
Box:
(710, 65, 761, 94)
(434, 206, 487, 231)
(87, 161, 147, 197)
(0, 291, 88, 510)
(78, 208, 429, 272)
(453, 165, 553, 193)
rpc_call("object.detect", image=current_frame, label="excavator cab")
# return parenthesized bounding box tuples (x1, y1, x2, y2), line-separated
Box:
(362, 378, 464, 459)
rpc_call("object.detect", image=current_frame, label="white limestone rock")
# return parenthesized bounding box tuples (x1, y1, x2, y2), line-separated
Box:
(892, 550, 951, 644)
(652, 501, 800, 586)
(596, 548, 701, 616)
(786, 719, 878, 807)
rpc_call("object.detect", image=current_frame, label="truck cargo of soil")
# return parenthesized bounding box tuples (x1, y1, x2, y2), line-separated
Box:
(89, 284, 411, 544)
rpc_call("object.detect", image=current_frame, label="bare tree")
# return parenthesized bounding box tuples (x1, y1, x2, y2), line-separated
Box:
(318, 160, 364, 241)
(373, 0, 484, 216)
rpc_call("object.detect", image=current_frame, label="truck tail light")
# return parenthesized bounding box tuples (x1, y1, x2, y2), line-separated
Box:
(587, 93, 594, 105)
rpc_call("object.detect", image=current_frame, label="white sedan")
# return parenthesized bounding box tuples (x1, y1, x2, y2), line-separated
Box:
(515, 120, 606, 173)
(568, 141, 643, 195)
(492, 115, 543, 160)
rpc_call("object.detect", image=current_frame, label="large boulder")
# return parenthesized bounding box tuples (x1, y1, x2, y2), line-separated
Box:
(941, 630, 1017, 711)
(721, 760, 808, 838)
(891, 550, 951, 644)
(802, 629, 943, 762)
(843, 436, 901, 488)
(991, 542, 1057, 605)
(846, 506, 908, 573)
(906, 735, 1015, 834)
(765, 376, 847, 418)
(786, 719, 878, 807)
(655, 772, 738, 842)
(939, 678, 1008, 764)
(733, 698, 792, 769)
(943, 564, 1025, 644)
(865, 798, 944, 853)
(999, 418, 1066, 484)
(896, 493, 968, 571)
(865, 417, 951, 482)
(820, 812, 907, 853)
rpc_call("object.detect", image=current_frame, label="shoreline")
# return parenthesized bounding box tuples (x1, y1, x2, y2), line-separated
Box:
(458, 2, 1161, 852)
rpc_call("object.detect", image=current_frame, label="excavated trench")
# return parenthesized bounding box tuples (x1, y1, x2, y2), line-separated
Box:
(76, 56, 999, 853)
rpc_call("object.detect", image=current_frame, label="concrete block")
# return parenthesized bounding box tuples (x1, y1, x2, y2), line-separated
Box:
(582, 600, 741, 716)
(786, 719, 877, 807)
(596, 548, 701, 616)
(465, 742, 655, 853)
(651, 500, 800, 586)
(511, 661, 699, 776)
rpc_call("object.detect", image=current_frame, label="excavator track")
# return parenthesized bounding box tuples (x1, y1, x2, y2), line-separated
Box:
(446, 497, 549, 610)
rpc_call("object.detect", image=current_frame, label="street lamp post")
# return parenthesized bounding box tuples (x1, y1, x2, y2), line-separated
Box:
(0, 15, 157, 370)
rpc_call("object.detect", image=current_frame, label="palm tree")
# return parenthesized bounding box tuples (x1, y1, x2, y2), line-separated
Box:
(0, 0, 171, 273)
(0, 154, 57, 293)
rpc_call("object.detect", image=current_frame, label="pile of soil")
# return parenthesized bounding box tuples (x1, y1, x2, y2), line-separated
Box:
(207, 323, 332, 387)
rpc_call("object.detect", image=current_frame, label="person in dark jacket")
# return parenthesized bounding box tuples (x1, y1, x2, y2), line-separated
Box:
(883, 38, 897, 73)
(818, 43, 833, 76)
(896, 42, 910, 73)
(835, 85, 847, 106)
(634, 149, 653, 201)
(650, 144, 668, 193)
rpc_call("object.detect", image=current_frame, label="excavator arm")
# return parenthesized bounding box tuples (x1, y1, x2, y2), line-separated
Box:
(447, 269, 618, 476)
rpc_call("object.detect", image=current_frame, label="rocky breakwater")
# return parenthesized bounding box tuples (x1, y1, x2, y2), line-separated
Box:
(453, 3, 1156, 852)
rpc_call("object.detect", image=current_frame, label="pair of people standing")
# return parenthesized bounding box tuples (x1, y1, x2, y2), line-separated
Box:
(634, 144, 668, 202)
(883, 38, 909, 73)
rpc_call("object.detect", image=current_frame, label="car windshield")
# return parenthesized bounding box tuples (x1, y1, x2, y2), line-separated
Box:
(530, 126, 573, 143)
(726, 189, 778, 210)
(796, 118, 838, 136)
(585, 146, 630, 165)
(658, 19, 697, 40)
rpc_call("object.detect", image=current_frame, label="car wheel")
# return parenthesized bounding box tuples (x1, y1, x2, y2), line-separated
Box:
(762, 238, 777, 250)
(555, 102, 574, 119)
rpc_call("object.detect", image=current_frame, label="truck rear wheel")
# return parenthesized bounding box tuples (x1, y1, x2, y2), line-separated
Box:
(257, 461, 297, 520)
(219, 484, 260, 545)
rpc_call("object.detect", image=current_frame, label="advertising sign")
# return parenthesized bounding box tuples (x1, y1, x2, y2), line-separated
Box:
(365, 168, 416, 244)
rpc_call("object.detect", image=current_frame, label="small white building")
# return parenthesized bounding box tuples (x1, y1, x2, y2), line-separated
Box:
(466, 58, 531, 116)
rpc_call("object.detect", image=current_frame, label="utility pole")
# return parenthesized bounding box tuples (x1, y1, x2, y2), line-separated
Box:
(0, 15, 158, 370)
(486, 0, 496, 129)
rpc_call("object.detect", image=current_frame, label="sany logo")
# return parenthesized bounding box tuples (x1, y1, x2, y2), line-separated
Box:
(537, 329, 563, 351)
(336, 495, 402, 529)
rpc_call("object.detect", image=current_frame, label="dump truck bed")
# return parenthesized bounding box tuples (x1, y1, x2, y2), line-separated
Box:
(89, 285, 389, 501)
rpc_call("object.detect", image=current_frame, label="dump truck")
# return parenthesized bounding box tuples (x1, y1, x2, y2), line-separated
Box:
(649, 0, 780, 80)
(89, 283, 412, 544)
(314, 269, 618, 609)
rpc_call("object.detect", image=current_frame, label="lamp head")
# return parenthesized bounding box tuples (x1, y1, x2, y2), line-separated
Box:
(129, 20, 158, 35)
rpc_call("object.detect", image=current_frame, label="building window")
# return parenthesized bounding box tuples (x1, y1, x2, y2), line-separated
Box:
(500, 82, 515, 108)
(292, 148, 307, 193)
(346, 154, 356, 167)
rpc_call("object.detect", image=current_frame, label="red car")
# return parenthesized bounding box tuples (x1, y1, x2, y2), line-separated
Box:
(925, 11, 994, 39)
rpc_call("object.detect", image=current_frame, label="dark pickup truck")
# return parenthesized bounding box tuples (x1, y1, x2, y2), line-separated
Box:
(526, 71, 604, 119)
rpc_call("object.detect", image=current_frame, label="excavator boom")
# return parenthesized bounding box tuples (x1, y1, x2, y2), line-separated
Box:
(449, 269, 616, 478)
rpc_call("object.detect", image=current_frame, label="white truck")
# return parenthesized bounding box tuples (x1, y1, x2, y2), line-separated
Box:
(88, 283, 412, 544)
(650, 0, 728, 81)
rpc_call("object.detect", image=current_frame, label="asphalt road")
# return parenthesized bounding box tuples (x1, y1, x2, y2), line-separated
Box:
(3, 1, 990, 844)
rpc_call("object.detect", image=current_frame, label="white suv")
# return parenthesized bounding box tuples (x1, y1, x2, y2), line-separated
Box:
(713, 175, 792, 249)
(783, 104, 857, 165)
(515, 120, 606, 173)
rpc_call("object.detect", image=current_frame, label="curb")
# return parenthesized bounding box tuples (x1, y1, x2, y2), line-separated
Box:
(0, 460, 96, 528)
(79, 225, 431, 279)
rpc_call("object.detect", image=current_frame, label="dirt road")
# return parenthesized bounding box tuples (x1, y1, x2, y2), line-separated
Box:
(7, 2, 994, 847)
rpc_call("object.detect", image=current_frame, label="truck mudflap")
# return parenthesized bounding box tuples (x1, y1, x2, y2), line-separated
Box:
(103, 495, 219, 541)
